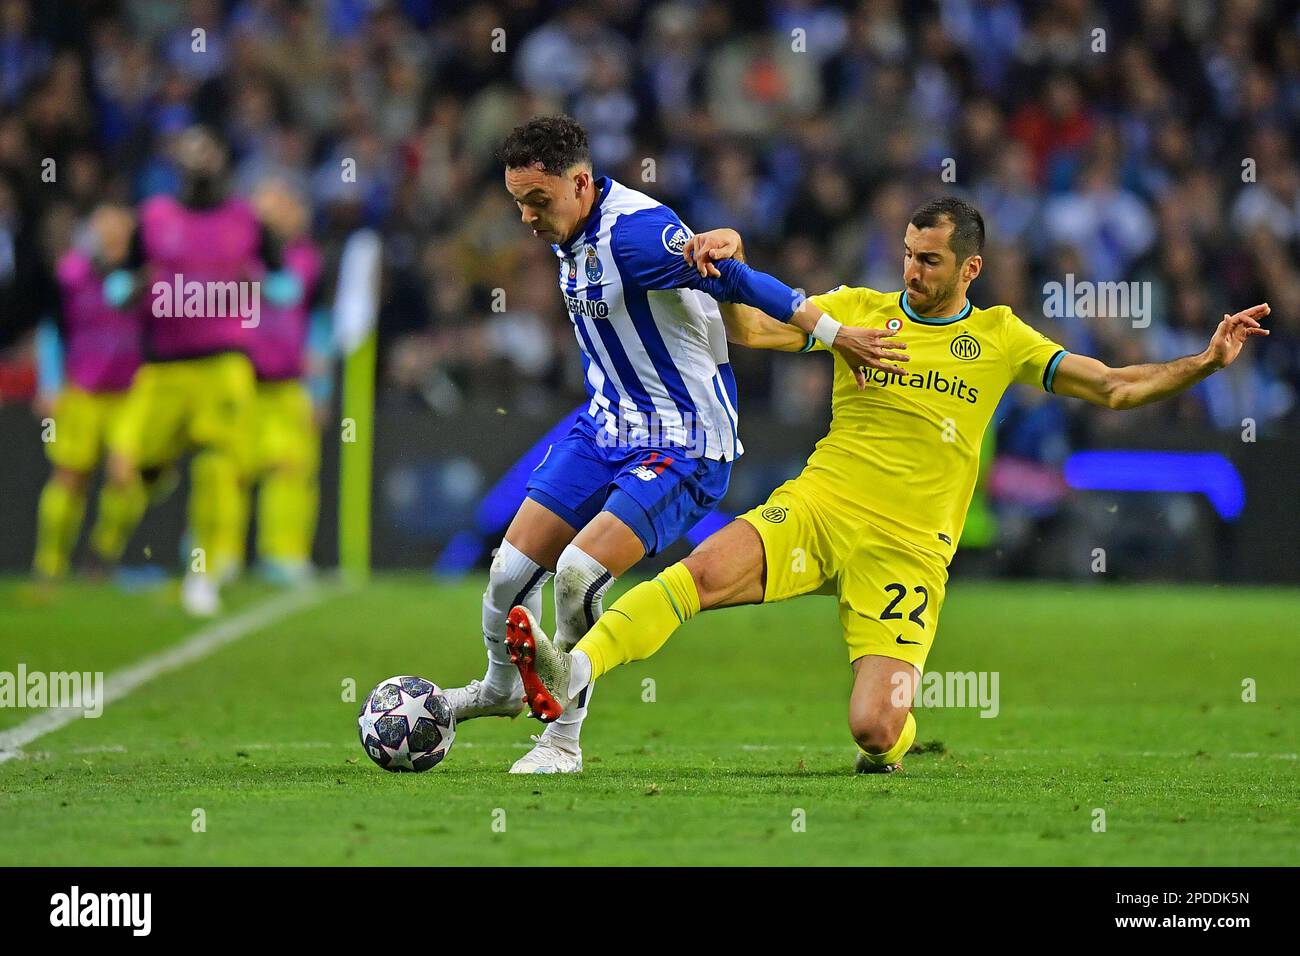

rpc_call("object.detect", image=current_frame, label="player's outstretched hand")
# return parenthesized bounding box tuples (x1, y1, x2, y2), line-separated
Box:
(1207, 303, 1270, 370)
(682, 228, 742, 278)
(831, 326, 909, 388)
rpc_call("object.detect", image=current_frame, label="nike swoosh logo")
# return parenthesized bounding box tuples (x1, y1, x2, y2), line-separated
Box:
(896, 635, 922, 645)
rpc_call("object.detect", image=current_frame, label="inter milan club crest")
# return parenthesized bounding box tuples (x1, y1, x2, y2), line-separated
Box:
(950, 331, 981, 360)
(584, 243, 603, 282)
(886, 318, 903, 332)
(564, 256, 577, 282)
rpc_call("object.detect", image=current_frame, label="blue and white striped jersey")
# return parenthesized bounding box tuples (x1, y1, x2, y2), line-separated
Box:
(552, 176, 743, 462)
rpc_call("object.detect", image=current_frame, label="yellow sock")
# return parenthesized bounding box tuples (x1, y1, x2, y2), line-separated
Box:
(89, 477, 147, 563)
(190, 451, 246, 580)
(258, 466, 318, 564)
(858, 712, 917, 767)
(574, 562, 700, 681)
(34, 478, 87, 578)
(233, 476, 252, 570)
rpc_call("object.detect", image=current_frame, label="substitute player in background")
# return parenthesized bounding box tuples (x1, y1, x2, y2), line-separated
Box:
(230, 178, 326, 584)
(505, 196, 1271, 773)
(33, 204, 150, 580)
(443, 115, 868, 774)
(103, 126, 300, 616)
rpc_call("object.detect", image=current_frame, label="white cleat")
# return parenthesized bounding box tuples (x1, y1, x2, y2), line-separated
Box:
(443, 678, 525, 722)
(509, 734, 583, 774)
(181, 572, 220, 618)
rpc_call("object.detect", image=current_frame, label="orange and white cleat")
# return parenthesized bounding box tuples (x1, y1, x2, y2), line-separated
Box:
(505, 605, 574, 723)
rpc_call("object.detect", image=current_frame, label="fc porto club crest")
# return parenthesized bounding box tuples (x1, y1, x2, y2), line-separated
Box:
(584, 243, 603, 282)
(886, 318, 903, 333)
(950, 331, 981, 360)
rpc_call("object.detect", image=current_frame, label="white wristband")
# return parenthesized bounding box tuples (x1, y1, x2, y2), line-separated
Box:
(811, 314, 842, 348)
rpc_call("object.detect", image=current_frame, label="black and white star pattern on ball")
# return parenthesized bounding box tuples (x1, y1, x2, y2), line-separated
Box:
(380, 734, 413, 771)
(358, 678, 457, 772)
(389, 686, 437, 732)
(359, 696, 383, 743)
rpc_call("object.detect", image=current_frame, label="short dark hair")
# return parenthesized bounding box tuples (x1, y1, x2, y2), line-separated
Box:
(910, 196, 985, 261)
(497, 115, 591, 174)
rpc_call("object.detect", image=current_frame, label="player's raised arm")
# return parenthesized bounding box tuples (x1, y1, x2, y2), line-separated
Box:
(680, 228, 797, 349)
(683, 228, 745, 278)
(611, 212, 785, 305)
(681, 229, 809, 351)
(785, 295, 910, 388)
(718, 301, 812, 352)
(1050, 304, 1270, 409)
(683, 227, 909, 384)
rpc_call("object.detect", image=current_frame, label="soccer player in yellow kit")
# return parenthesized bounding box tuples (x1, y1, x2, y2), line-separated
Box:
(502, 196, 1271, 773)
(33, 204, 150, 581)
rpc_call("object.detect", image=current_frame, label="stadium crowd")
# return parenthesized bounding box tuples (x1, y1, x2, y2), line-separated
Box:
(1, 0, 1298, 496)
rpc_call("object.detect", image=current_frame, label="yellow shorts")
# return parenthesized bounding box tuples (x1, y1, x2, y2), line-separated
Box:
(45, 386, 130, 473)
(738, 478, 950, 669)
(109, 352, 257, 474)
(253, 379, 319, 476)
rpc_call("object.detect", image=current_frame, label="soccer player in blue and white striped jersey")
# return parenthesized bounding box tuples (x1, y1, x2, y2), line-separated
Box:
(442, 115, 816, 772)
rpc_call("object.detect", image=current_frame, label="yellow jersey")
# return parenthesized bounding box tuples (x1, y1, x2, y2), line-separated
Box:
(801, 286, 1068, 563)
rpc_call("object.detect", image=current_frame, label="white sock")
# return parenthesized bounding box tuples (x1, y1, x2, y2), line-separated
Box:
(568, 649, 593, 701)
(543, 543, 612, 744)
(481, 539, 552, 698)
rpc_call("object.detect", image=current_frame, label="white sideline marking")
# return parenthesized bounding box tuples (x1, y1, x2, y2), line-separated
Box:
(0, 585, 334, 764)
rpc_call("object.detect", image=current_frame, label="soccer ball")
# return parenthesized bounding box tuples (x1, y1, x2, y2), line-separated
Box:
(357, 675, 456, 772)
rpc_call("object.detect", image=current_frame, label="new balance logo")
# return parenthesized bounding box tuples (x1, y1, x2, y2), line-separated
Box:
(632, 452, 674, 481)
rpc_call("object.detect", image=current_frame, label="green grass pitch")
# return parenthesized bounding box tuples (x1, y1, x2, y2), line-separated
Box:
(0, 574, 1296, 866)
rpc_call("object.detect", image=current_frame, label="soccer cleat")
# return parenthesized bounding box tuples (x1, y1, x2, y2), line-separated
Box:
(180, 572, 221, 618)
(257, 558, 316, 588)
(509, 734, 583, 774)
(505, 605, 573, 722)
(442, 678, 525, 721)
(79, 549, 116, 583)
(854, 752, 902, 774)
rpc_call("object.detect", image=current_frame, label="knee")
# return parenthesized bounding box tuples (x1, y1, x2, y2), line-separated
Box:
(484, 540, 544, 604)
(850, 707, 908, 755)
(552, 551, 586, 609)
(264, 462, 314, 483)
(54, 468, 90, 493)
(681, 553, 727, 609)
(106, 454, 136, 488)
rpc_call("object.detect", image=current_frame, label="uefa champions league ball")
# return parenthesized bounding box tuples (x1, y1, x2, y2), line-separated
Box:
(358, 675, 456, 772)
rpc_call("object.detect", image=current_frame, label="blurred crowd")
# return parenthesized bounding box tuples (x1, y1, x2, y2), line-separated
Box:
(2, 0, 1299, 459)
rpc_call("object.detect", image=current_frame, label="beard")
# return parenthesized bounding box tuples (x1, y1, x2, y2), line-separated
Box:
(909, 277, 959, 314)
